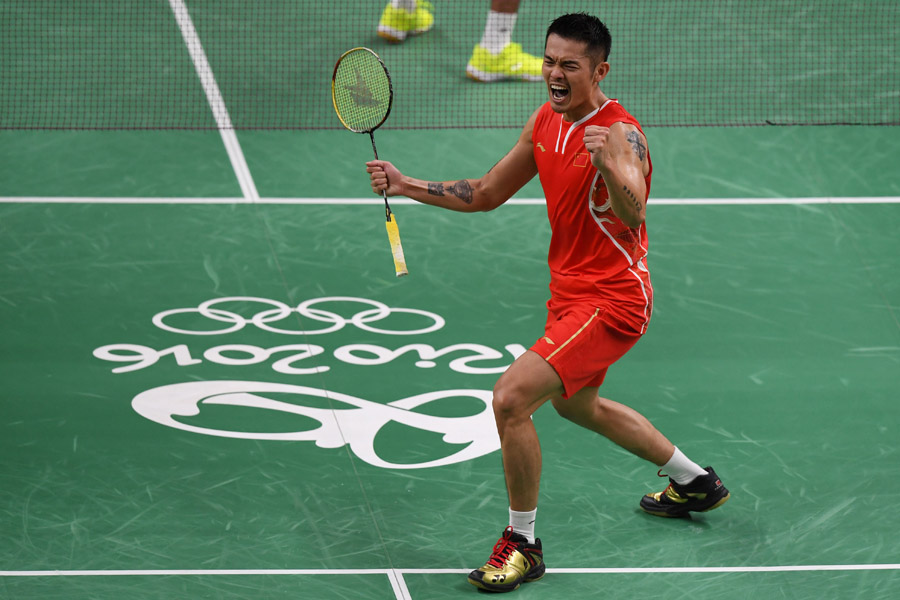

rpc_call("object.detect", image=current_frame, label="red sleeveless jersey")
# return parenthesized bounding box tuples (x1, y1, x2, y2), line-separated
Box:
(532, 100, 653, 334)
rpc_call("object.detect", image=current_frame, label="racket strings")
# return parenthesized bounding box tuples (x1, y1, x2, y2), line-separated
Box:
(333, 50, 391, 132)
(332, 47, 407, 277)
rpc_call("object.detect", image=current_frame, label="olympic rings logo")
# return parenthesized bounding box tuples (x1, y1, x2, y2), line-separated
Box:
(152, 296, 445, 336)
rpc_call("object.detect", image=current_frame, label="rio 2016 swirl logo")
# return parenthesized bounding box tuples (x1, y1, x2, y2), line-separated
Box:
(94, 296, 525, 469)
(132, 381, 499, 470)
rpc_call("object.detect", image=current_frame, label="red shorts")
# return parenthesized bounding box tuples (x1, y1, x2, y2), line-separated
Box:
(530, 302, 642, 399)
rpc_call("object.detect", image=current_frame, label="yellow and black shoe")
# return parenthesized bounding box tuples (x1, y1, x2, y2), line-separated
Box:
(640, 466, 730, 518)
(467, 526, 545, 593)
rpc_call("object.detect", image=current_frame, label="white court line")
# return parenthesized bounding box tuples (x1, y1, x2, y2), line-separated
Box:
(4, 565, 898, 600)
(387, 569, 412, 600)
(2, 564, 900, 576)
(0, 197, 898, 205)
(167, 0, 259, 203)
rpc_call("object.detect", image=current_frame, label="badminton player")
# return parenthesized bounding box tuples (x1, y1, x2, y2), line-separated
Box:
(367, 12, 730, 593)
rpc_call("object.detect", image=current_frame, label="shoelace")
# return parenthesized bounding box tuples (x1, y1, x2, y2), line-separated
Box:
(656, 470, 686, 502)
(487, 527, 521, 568)
(663, 483, 686, 502)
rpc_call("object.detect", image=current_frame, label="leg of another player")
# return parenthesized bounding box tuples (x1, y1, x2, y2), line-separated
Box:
(488, 0, 521, 21)
(467, 0, 543, 82)
(478, 0, 520, 55)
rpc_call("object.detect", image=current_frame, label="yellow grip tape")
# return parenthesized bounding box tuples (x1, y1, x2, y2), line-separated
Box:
(385, 214, 408, 277)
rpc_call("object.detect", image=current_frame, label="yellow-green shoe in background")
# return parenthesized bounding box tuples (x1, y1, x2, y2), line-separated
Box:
(466, 42, 543, 82)
(376, 1, 434, 43)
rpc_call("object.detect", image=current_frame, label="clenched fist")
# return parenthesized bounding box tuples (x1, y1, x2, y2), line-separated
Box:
(366, 160, 404, 197)
(582, 125, 612, 170)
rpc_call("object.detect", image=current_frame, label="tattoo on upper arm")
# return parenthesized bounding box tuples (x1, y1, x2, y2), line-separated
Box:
(623, 184, 643, 213)
(625, 131, 646, 162)
(447, 180, 474, 204)
(428, 182, 445, 196)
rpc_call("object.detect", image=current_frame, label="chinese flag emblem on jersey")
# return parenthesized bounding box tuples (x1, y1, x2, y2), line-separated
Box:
(573, 152, 590, 167)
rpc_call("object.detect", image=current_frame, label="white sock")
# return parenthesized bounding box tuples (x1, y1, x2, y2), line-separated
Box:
(509, 507, 536, 543)
(391, 0, 417, 12)
(661, 447, 709, 485)
(479, 11, 517, 54)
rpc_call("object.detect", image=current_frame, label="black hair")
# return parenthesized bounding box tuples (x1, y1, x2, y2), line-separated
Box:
(545, 12, 612, 63)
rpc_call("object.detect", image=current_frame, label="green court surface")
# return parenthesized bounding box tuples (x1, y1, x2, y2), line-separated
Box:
(2, 2, 900, 599)
(2, 127, 899, 598)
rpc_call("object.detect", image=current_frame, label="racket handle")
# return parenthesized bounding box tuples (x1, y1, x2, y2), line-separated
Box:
(370, 132, 407, 276)
(385, 213, 408, 277)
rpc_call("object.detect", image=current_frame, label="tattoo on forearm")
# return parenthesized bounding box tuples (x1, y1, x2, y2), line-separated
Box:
(623, 184, 643, 213)
(428, 180, 474, 204)
(626, 131, 646, 162)
(447, 180, 474, 204)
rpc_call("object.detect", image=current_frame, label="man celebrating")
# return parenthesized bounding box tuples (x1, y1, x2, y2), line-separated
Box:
(367, 12, 730, 594)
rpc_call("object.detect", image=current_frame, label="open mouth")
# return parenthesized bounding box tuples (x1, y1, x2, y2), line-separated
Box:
(549, 83, 569, 102)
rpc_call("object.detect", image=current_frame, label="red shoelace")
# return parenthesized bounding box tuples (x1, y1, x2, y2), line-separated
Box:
(487, 526, 520, 568)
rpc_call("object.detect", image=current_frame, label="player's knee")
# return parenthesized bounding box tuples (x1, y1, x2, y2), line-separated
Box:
(491, 381, 527, 425)
(491, 388, 517, 422)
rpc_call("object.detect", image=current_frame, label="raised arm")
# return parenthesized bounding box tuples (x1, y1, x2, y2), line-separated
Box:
(583, 121, 650, 227)
(367, 109, 540, 213)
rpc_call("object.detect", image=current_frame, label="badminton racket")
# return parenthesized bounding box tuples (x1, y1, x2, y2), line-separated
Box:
(332, 47, 408, 277)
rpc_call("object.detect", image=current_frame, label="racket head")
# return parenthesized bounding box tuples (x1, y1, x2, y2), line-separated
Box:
(332, 47, 393, 133)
